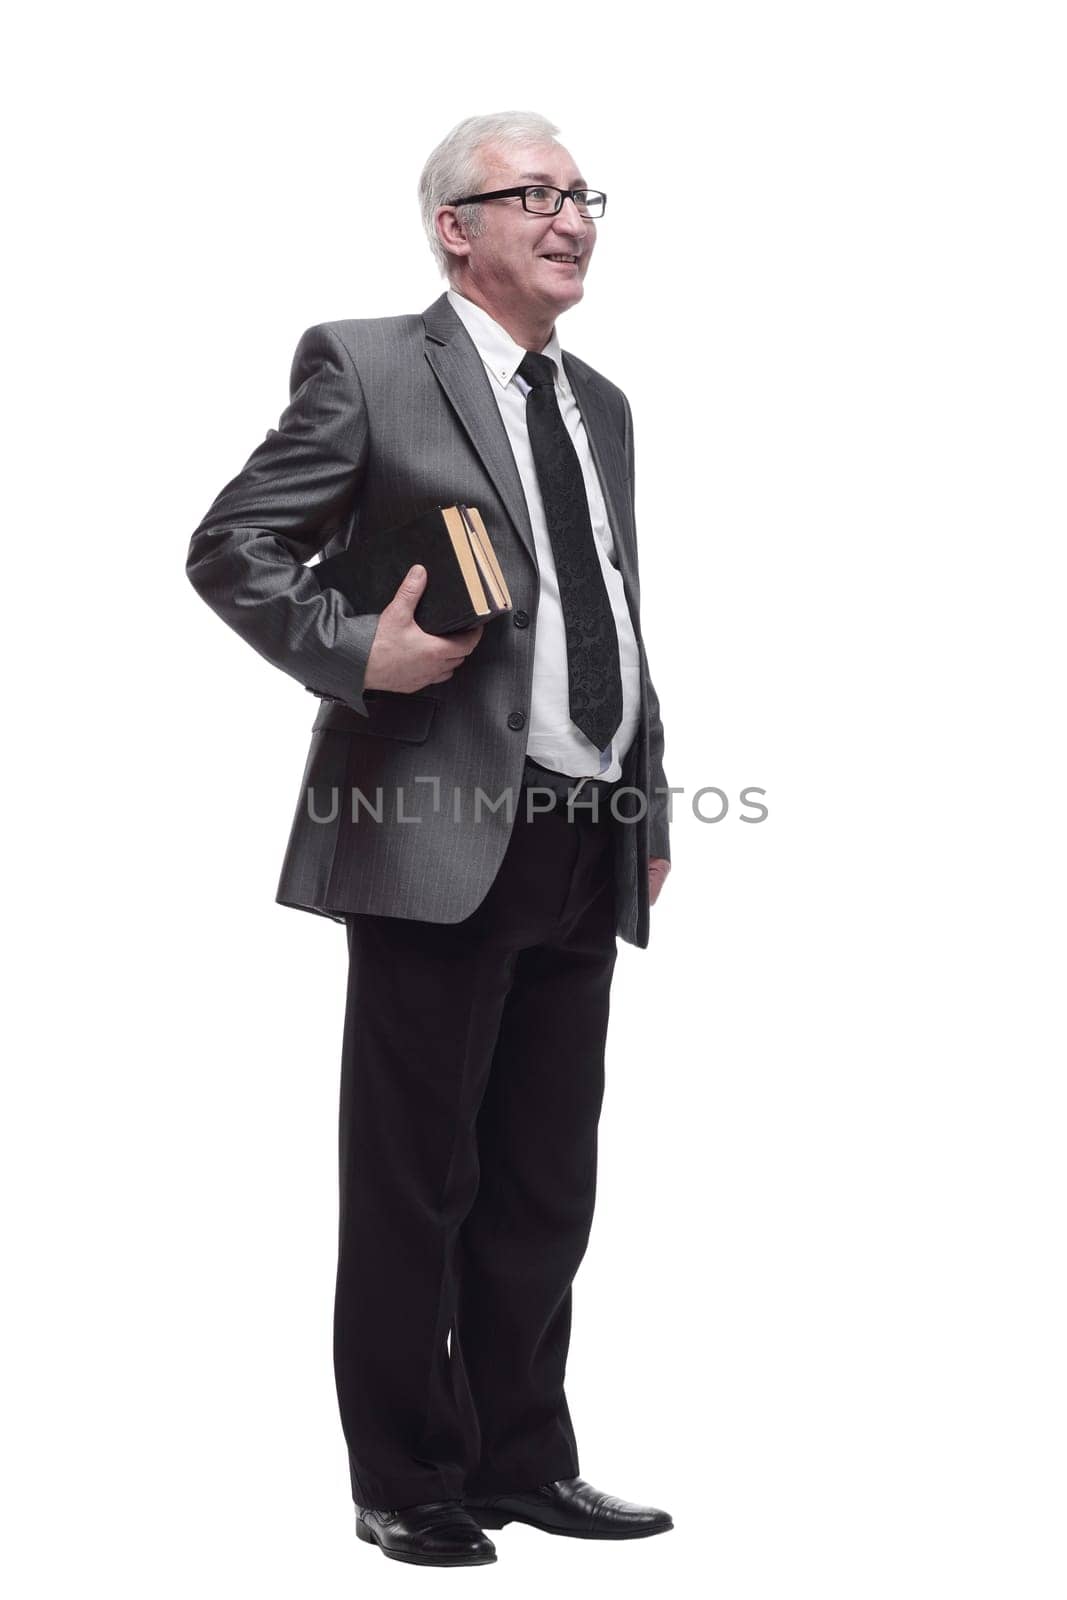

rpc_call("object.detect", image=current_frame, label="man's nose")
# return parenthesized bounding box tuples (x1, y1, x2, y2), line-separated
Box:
(555, 196, 590, 237)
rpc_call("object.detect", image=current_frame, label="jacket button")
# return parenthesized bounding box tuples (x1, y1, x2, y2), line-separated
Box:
(507, 711, 526, 730)
(513, 609, 529, 628)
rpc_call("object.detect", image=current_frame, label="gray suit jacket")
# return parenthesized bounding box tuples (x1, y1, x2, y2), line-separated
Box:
(186, 292, 670, 947)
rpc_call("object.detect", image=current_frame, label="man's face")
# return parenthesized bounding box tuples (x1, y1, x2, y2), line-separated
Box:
(456, 140, 597, 325)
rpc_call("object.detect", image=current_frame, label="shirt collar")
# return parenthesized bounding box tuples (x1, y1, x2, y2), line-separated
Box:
(446, 287, 567, 392)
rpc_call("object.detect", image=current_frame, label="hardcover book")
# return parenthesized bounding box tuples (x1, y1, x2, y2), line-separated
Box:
(311, 504, 513, 635)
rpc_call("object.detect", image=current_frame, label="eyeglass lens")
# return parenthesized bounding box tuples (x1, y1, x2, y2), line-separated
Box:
(524, 187, 605, 218)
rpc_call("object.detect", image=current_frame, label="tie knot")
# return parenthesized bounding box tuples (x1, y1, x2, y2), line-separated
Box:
(518, 351, 556, 391)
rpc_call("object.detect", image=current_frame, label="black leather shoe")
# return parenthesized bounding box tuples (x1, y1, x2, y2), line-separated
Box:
(355, 1500, 497, 1566)
(465, 1475, 673, 1539)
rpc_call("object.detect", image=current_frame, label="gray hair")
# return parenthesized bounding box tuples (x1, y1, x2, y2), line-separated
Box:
(418, 110, 562, 278)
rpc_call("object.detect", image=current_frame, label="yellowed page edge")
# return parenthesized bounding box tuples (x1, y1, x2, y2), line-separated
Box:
(441, 506, 490, 616)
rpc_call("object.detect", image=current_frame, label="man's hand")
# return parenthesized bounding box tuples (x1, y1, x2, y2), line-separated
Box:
(364, 565, 484, 694)
(649, 857, 671, 906)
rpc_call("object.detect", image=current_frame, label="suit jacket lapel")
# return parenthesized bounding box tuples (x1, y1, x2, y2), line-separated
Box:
(422, 294, 537, 567)
(422, 295, 640, 627)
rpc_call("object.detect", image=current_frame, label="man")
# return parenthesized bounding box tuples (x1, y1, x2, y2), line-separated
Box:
(186, 110, 673, 1568)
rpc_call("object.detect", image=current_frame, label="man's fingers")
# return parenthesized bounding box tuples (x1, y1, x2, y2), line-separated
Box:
(439, 627, 483, 664)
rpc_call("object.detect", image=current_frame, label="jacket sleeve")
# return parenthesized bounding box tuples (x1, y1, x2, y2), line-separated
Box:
(621, 392, 671, 864)
(185, 322, 379, 716)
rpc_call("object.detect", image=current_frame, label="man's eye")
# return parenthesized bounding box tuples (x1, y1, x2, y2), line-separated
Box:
(526, 187, 550, 200)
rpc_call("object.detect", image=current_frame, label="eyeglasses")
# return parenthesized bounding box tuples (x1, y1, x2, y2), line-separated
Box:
(448, 185, 607, 219)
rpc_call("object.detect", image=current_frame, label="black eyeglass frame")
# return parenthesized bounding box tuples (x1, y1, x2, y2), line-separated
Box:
(446, 185, 607, 218)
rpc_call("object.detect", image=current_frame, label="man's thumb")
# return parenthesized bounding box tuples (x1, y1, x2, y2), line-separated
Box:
(391, 563, 427, 616)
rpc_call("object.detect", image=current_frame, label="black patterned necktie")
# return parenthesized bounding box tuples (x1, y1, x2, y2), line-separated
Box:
(518, 351, 623, 752)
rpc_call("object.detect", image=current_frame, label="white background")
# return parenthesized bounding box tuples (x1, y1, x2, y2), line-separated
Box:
(4, 2, 1064, 1595)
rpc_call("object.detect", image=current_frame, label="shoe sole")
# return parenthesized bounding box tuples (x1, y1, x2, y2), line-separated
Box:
(356, 1518, 497, 1566)
(466, 1509, 674, 1539)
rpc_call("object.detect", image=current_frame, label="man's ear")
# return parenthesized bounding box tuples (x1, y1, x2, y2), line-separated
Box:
(435, 205, 471, 266)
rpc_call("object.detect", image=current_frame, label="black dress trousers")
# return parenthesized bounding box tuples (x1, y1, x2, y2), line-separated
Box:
(334, 782, 620, 1511)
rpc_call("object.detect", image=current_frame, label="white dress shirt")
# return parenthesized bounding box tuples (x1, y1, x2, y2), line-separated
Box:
(446, 288, 641, 781)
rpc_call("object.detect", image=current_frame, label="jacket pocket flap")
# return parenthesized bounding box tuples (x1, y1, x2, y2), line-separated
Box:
(312, 690, 438, 743)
